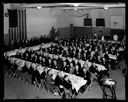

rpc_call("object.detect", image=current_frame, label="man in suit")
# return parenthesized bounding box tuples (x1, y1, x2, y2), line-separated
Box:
(52, 60, 58, 69)
(28, 63, 36, 85)
(89, 62, 99, 75)
(72, 57, 76, 67)
(45, 69, 58, 94)
(45, 57, 49, 67)
(69, 62, 75, 74)
(57, 55, 63, 71)
(73, 65, 80, 76)
(62, 61, 68, 72)
(77, 60, 82, 69)
(42, 57, 46, 66)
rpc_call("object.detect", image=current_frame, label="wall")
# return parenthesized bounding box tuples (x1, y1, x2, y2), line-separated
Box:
(73, 8, 125, 29)
(26, 8, 57, 40)
(4, 4, 10, 42)
(57, 27, 70, 40)
(72, 8, 125, 39)
(26, 8, 74, 40)
(56, 10, 74, 39)
(4, 5, 125, 41)
(56, 10, 74, 28)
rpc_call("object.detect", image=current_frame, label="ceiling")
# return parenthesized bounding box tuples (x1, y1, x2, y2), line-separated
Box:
(10, 3, 125, 10)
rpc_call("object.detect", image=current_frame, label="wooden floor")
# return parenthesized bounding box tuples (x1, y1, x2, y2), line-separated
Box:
(4, 60, 125, 100)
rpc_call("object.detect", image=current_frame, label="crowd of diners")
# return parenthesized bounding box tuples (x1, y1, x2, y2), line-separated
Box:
(47, 37, 124, 70)
(4, 36, 125, 99)
(4, 35, 52, 52)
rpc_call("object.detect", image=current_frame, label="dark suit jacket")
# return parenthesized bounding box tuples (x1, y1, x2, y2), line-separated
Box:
(54, 75, 63, 86)
(22, 64, 28, 73)
(89, 65, 98, 74)
(73, 69, 80, 76)
(57, 58, 63, 71)
(40, 71, 46, 79)
(62, 78, 72, 90)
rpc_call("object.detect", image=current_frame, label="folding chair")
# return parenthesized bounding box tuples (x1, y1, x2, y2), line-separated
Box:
(61, 86, 73, 99)
(101, 79, 117, 99)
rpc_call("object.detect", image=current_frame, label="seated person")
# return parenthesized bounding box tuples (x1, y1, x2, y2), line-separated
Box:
(77, 60, 82, 69)
(34, 55, 38, 63)
(69, 62, 75, 74)
(24, 53, 29, 61)
(81, 53, 86, 61)
(40, 67, 48, 80)
(65, 57, 70, 68)
(44, 69, 57, 93)
(73, 65, 80, 76)
(62, 61, 68, 72)
(45, 57, 49, 67)
(35, 67, 41, 86)
(42, 57, 46, 66)
(57, 55, 63, 71)
(83, 60, 90, 70)
(22, 62, 29, 73)
(76, 52, 82, 60)
(30, 54, 35, 62)
(52, 60, 58, 69)
(19, 52, 24, 59)
(71, 50, 77, 58)
(83, 68, 91, 86)
(62, 75, 72, 90)
(48, 58, 52, 68)
(72, 57, 76, 67)
(89, 62, 99, 75)
(79, 68, 91, 93)
(54, 72, 64, 86)
(29, 63, 36, 85)
(96, 56, 102, 64)
(54, 72, 65, 94)
(63, 50, 68, 57)
(38, 56, 43, 64)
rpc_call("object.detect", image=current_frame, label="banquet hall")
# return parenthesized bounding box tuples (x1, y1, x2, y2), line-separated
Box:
(4, 3, 126, 100)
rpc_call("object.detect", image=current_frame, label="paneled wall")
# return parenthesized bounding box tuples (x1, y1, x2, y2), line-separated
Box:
(58, 25, 124, 41)
(57, 27, 70, 40)
(74, 27, 93, 38)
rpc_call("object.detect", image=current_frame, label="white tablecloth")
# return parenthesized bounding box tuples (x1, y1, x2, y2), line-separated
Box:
(108, 54, 117, 60)
(68, 74, 87, 93)
(119, 48, 124, 51)
(104, 79, 115, 86)
(11, 57, 88, 93)
(95, 63, 107, 71)
(37, 65, 45, 74)
(5, 43, 52, 57)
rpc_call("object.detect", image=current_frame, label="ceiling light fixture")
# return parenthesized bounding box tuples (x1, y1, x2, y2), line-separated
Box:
(72, 3, 80, 7)
(74, 8, 77, 11)
(104, 5, 108, 10)
(37, 6, 41, 9)
(104, 7, 108, 9)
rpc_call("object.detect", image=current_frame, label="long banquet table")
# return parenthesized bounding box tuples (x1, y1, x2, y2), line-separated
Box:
(8, 57, 87, 93)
